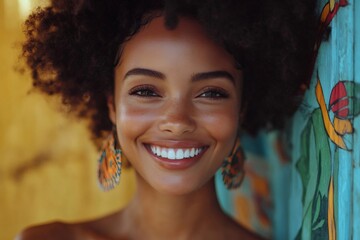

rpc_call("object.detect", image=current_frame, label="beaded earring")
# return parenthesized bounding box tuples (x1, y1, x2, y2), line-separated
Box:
(97, 127, 122, 191)
(221, 138, 246, 189)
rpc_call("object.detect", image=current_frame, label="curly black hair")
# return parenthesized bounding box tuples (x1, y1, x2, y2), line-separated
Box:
(22, 0, 317, 144)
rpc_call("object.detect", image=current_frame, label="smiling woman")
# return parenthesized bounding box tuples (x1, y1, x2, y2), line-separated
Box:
(17, 0, 316, 239)
(109, 16, 241, 196)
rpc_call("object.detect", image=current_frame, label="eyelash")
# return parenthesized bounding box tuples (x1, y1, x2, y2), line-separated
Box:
(198, 87, 229, 99)
(128, 85, 229, 99)
(128, 85, 159, 97)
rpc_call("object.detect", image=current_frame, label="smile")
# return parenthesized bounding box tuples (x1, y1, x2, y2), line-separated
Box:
(149, 145, 205, 160)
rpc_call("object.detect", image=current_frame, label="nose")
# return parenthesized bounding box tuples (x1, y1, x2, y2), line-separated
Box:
(158, 98, 196, 135)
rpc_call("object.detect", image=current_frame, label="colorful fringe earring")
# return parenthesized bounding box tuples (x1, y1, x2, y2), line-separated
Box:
(221, 138, 246, 189)
(97, 127, 122, 191)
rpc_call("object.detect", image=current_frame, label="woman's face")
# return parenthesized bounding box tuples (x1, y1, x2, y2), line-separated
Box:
(109, 16, 243, 195)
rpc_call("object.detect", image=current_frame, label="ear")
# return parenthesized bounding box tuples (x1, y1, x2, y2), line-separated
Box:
(107, 95, 116, 124)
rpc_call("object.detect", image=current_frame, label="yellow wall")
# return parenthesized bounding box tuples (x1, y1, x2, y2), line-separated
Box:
(0, 1, 135, 239)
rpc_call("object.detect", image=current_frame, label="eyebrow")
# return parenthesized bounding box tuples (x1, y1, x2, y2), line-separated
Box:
(191, 71, 235, 84)
(124, 68, 165, 80)
(123, 68, 235, 85)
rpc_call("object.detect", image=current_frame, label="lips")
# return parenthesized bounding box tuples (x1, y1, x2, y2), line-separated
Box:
(144, 142, 208, 170)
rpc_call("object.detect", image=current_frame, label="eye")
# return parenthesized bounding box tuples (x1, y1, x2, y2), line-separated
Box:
(198, 87, 229, 99)
(128, 85, 160, 97)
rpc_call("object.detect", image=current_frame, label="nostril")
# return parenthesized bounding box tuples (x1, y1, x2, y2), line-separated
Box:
(158, 115, 196, 135)
(158, 100, 196, 134)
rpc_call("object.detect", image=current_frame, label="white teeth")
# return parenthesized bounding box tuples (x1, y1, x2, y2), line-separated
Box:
(168, 149, 176, 159)
(190, 148, 195, 157)
(176, 149, 184, 159)
(161, 149, 168, 158)
(149, 145, 204, 160)
(184, 149, 190, 158)
(156, 146, 161, 156)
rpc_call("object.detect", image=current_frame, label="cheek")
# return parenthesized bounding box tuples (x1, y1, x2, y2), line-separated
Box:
(198, 104, 239, 141)
(115, 100, 156, 141)
(114, 99, 159, 168)
(194, 105, 240, 169)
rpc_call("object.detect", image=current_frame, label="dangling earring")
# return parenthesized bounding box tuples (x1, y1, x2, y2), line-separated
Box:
(221, 138, 246, 189)
(97, 126, 122, 191)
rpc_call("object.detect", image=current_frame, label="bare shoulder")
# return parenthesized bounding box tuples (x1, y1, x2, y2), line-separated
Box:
(15, 211, 127, 240)
(75, 211, 127, 239)
(15, 221, 77, 240)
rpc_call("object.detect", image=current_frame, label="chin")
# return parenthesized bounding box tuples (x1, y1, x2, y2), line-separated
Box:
(157, 185, 195, 196)
(147, 174, 212, 196)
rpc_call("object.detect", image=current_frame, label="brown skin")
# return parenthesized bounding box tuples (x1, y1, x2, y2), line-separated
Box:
(111, 16, 242, 196)
(17, 17, 263, 240)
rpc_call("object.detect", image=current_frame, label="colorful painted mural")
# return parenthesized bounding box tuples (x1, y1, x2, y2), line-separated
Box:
(295, 78, 360, 239)
(218, 0, 360, 239)
(294, 0, 353, 239)
(306, 0, 348, 88)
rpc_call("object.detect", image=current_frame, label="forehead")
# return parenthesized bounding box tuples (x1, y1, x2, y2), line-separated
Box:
(117, 16, 237, 73)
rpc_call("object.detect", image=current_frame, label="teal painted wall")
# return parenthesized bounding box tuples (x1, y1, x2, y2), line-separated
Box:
(353, 0, 360, 238)
(289, 0, 359, 239)
(217, 0, 360, 239)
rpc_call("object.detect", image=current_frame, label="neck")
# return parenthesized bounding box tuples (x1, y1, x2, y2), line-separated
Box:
(122, 172, 227, 239)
